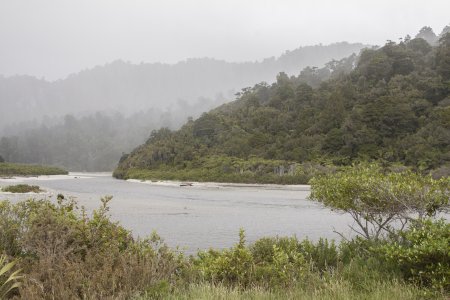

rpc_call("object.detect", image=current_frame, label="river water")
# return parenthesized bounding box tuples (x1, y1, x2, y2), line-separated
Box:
(0, 173, 354, 253)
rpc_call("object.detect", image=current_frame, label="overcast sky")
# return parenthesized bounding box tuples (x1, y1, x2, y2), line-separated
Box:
(0, 0, 449, 80)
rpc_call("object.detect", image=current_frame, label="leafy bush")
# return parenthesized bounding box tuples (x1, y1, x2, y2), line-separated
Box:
(1, 184, 43, 193)
(0, 197, 185, 299)
(310, 164, 450, 240)
(194, 230, 308, 288)
(376, 219, 450, 292)
(250, 237, 339, 272)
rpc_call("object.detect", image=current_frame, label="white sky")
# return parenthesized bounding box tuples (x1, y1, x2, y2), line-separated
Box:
(0, 0, 449, 80)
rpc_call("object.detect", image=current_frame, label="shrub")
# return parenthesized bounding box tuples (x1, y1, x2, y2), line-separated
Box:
(194, 230, 309, 288)
(250, 237, 339, 273)
(0, 197, 185, 299)
(310, 164, 449, 240)
(1, 184, 43, 193)
(376, 219, 450, 292)
(0, 163, 68, 177)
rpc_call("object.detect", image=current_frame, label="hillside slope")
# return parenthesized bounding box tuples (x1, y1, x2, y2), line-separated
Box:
(114, 35, 450, 183)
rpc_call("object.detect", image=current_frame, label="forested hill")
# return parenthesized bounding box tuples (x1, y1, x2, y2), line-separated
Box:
(0, 42, 365, 130)
(114, 34, 450, 183)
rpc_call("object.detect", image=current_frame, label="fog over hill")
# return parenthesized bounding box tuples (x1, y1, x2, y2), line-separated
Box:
(0, 41, 370, 171)
(0, 42, 365, 132)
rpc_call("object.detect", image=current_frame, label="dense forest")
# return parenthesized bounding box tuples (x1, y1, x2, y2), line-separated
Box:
(0, 42, 366, 171)
(115, 31, 450, 183)
(0, 98, 226, 171)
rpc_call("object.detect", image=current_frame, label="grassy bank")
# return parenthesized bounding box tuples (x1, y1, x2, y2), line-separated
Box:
(0, 162, 68, 177)
(157, 281, 424, 300)
(118, 168, 310, 184)
(114, 157, 335, 184)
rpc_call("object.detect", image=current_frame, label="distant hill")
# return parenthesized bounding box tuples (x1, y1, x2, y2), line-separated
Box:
(114, 34, 450, 183)
(0, 42, 366, 130)
(0, 42, 368, 171)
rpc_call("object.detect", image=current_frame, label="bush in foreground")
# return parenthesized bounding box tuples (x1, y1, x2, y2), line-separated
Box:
(310, 164, 449, 240)
(0, 197, 185, 299)
(0, 197, 448, 299)
(376, 220, 450, 293)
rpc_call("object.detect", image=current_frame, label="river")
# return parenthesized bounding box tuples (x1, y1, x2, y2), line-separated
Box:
(0, 173, 354, 253)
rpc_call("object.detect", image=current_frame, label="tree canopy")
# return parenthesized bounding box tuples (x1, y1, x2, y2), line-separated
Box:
(115, 36, 450, 183)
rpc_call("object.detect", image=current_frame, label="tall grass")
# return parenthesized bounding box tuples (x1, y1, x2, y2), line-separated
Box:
(157, 280, 425, 300)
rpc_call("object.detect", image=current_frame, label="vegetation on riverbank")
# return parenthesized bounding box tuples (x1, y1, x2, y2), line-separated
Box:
(1, 198, 448, 299)
(0, 162, 68, 177)
(1, 166, 448, 299)
(117, 158, 334, 184)
(115, 34, 450, 184)
(1, 185, 44, 194)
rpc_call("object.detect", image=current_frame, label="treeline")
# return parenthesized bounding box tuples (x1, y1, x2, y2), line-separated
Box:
(115, 33, 450, 182)
(0, 42, 368, 171)
(0, 162, 67, 177)
(0, 98, 223, 171)
(0, 42, 366, 130)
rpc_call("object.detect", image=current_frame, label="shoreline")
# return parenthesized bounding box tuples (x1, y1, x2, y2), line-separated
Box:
(126, 178, 311, 191)
(0, 172, 311, 191)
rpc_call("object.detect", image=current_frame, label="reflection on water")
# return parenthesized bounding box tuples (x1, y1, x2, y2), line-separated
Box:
(0, 173, 354, 253)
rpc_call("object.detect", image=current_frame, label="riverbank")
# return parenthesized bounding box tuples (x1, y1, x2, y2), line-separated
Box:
(0, 196, 447, 299)
(0, 172, 347, 252)
(0, 162, 68, 177)
(127, 178, 311, 191)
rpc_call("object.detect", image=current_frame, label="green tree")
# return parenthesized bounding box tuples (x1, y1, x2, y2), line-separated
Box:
(415, 26, 437, 45)
(309, 164, 450, 240)
(435, 33, 450, 80)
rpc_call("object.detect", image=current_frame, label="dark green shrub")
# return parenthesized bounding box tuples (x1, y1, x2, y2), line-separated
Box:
(250, 237, 339, 272)
(0, 197, 185, 299)
(299, 238, 339, 271)
(0, 163, 67, 177)
(194, 230, 308, 288)
(1, 184, 43, 193)
(376, 219, 450, 292)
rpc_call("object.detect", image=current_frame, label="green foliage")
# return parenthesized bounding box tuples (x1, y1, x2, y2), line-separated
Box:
(376, 219, 450, 292)
(1, 197, 448, 298)
(0, 255, 22, 299)
(250, 237, 339, 273)
(309, 164, 450, 240)
(0, 162, 67, 177)
(436, 33, 450, 79)
(194, 230, 308, 288)
(0, 197, 185, 299)
(116, 38, 450, 183)
(156, 281, 425, 300)
(1, 184, 43, 193)
(115, 156, 335, 184)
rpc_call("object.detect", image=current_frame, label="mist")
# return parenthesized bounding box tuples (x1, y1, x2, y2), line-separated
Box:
(1, 0, 450, 80)
(0, 0, 449, 171)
